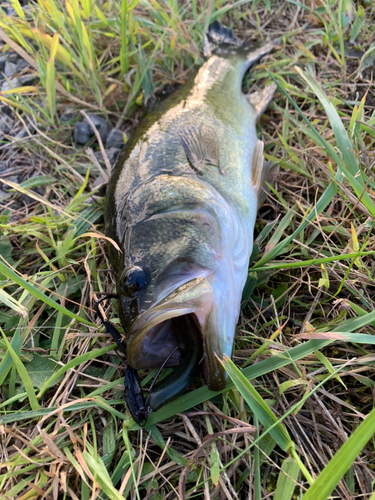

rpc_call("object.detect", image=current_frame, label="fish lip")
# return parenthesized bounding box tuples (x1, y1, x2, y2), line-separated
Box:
(129, 277, 213, 335)
(127, 276, 230, 392)
(127, 277, 214, 370)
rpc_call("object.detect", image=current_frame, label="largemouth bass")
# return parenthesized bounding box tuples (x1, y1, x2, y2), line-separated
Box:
(105, 21, 277, 421)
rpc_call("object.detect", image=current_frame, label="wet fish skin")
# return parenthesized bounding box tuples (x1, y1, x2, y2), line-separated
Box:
(105, 21, 276, 402)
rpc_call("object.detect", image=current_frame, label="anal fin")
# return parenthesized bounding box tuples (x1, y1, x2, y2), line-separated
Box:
(247, 83, 276, 122)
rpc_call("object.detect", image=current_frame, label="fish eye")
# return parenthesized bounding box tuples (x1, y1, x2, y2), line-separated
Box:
(123, 266, 148, 296)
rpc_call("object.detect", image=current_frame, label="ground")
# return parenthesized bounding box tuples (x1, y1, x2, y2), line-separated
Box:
(0, 1, 375, 499)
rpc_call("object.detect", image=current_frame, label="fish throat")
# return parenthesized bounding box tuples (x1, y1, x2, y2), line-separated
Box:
(129, 313, 202, 370)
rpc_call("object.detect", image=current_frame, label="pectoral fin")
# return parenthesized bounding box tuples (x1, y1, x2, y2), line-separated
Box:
(179, 123, 221, 174)
(247, 83, 276, 122)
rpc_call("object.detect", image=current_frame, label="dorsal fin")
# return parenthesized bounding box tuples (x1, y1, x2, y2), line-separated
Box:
(251, 140, 277, 208)
(178, 124, 221, 174)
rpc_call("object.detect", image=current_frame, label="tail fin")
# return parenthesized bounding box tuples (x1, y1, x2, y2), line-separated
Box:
(204, 21, 279, 67)
(204, 21, 242, 57)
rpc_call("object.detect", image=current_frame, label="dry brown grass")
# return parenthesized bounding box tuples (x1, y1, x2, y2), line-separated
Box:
(0, 1, 375, 499)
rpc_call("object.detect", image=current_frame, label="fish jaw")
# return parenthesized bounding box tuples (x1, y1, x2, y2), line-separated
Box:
(126, 277, 214, 370)
(201, 302, 234, 391)
(126, 275, 240, 393)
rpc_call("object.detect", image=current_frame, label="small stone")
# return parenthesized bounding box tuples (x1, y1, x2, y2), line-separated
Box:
(4, 61, 18, 78)
(0, 115, 14, 135)
(2, 77, 20, 92)
(4, 50, 18, 63)
(74, 121, 92, 144)
(0, 189, 8, 201)
(0, 55, 6, 73)
(94, 147, 121, 166)
(106, 128, 126, 149)
(6, 7, 16, 16)
(1, 106, 14, 118)
(85, 114, 110, 143)
(86, 114, 107, 128)
(92, 174, 106, 189)
(19, 74, 38, 85)
(21, 194, 36, 204)
(16, 58, 29, 71)
(14, 127, 30, 140)
(1, 175, 20, 191)
(99, 124, 111, 143)
(60, 108, 78, 122)
(0, 161, 8, 174)
(74, 115, 111, 144)
(30, 99, 44, 110)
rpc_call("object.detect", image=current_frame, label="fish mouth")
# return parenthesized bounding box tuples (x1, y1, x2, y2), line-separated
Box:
(126, 277, 228, 391)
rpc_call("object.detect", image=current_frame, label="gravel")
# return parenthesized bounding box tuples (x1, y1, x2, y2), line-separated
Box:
(4, 61, 17, 78)
(86, 114, 107, 129)
(86, 114, 111, 143)
(13, 126, 31, 140)
(6, 7, 16, 16)
(0, 44, 43, 207)
(0, 55, 7, 73)
(0, 189, 8, 201)
(4, 50, 18, 64)
(0, 161, 8, 174)
(106, 128, 126, 149)
(94, 147, 121, 165)
(1, 174, 20, 191)
(74, 121, 92, 144)
(2, 77, 20, 92)
(60, 109, 78, 122)
(74, 114, 111, 144)
(2, 106, 14, 118)
(0, 115, 14, 136)
(19, 74, 38, 85)
(16, 59, 29, 71)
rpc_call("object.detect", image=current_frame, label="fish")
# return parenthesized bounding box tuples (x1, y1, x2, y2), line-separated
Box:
(105, 21, 277, 421)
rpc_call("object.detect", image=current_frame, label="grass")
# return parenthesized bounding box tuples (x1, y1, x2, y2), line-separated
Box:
(0, 0, 375, 498)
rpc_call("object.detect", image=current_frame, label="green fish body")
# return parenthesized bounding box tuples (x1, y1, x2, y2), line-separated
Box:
(105, 22, 276, 409)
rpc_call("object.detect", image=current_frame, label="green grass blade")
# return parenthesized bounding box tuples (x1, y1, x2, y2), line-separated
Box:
(0, 259, 94, 327)
(253, 250, 375, 272)
(0, 399, 126, 425)
(269, 72, 345, 176)
(83, 452, 126, 500)
(0, 289, 27, 317)
(274, 456, 300, 500)
(0, 317, 29, 386)
(148, 425, 188, 466)
(301, 407, 375, 500)
(295, 67, 357, 175)
(139, 339, 332, 429)
(0, 328, 40, 410)
(37, 344, 116, 397)
(297, 331, 375, 344)
(221, 355, 293, 452)
(252, 182, 337, 269)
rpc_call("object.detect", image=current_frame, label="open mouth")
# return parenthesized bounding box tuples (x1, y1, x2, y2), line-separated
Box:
(126, 276, 230, 394)
(128, 314, 201, 369)
(127, 277, 213, 372)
